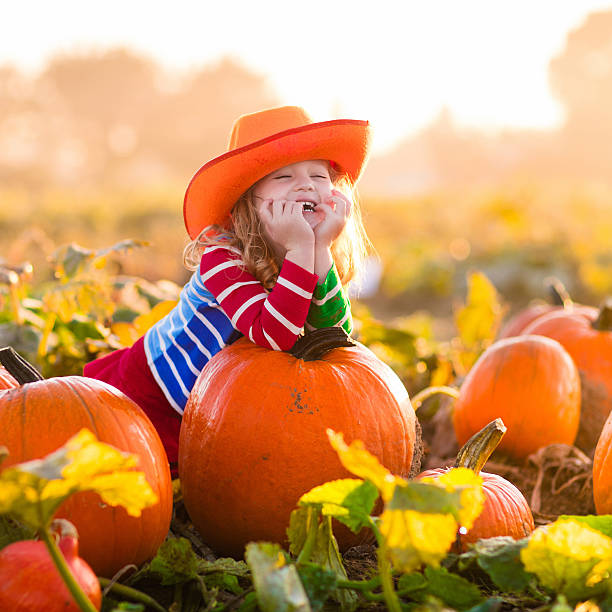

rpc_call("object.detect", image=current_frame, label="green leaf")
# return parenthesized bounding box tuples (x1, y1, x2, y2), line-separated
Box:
(0, 515, 36, 551)
(550, 594, 573, 612)
(296, 564, 337, 612)
(245, 541, 311, 612)
(309, 517, 358, 612)
(288, 506, 311, 558)
(459, 536, 533, 593)
(204, 571, 242, 594)
(397, 571, 428, 594)
(198, 556, 250, 577)
(299, 478, 378, 533)
(108, 604, 145, 612)
(558, 514, 612, 539)
(66, 318, 105, 341)
(423, 566, 484, 610)
(53, 243, 94, 279)
(149, 537, 199, 585)
(387, 481, 465, 520)
(464, 598, 503, 612)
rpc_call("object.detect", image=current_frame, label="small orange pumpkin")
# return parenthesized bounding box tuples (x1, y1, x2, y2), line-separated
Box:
(523, 300, 612, 454)
(0, 520, 102, 612)
(497, 278, 593, 339)
(0, 348, 173, 578)
(453, 335, 581, 460)
(419, 419, 534, 551)
(179, 328, 419, 558)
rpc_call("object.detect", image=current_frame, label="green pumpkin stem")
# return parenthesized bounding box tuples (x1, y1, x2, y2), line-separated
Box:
(592, 298, 612, 332)
(0, 346, 44, 383)
(454, 418, 507, 475)
(545, 276, 572, 308)
(289, 327, 356, 361)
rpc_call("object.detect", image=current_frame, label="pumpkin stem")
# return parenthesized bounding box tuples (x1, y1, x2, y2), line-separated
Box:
(288, 327, 356, 361)
(545, 276, 572, 308)
(0, 347, 43, 383)
(592, 298, 612, 332)
(410, 385, 460, 411)
(454, 418, 507, 474)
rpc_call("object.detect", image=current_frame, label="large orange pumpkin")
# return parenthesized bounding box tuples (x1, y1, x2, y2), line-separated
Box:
(419, 420, 534, 551)
(523, 301, 612, 454)
(179, 328, 418, 559)
(593, 410, 612, 514)
(0, 348, 173, 578)
(452, 335, 581, 460)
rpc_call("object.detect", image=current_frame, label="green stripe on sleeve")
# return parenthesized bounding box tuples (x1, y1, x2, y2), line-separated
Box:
(307, 264, 353, 335)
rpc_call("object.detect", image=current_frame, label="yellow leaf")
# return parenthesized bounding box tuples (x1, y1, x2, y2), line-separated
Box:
(421, 468, 485, 531)
(380, 508, 458, 573)
(454, 271, 503, 367)
(327, 430, 402, 501)
(521, 519, 612, 602)
(93, 255, 107, 269)
(61, 429, 138, 483)
(0, 428, 157, 529)
(88, 472, 158, 517)
(133, 300, 178, 335)
(111, 321, 141, 347)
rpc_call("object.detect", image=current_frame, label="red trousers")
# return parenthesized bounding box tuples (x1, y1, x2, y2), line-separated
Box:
(83, 336, 181, 477)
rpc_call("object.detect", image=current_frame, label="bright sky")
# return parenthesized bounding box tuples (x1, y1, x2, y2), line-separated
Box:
(3, 0, 612, 153)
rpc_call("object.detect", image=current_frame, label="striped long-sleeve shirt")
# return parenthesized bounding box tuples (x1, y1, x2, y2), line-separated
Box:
(144, 244, 352, 413)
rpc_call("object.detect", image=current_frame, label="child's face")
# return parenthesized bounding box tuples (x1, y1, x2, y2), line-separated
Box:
(253, 159, 333, 229)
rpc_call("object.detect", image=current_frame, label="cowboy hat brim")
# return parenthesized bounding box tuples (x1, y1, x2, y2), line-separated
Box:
(183, 118, 371, 239)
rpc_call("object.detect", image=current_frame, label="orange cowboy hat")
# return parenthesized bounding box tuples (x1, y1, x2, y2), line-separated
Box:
(183, 105, 371, 239)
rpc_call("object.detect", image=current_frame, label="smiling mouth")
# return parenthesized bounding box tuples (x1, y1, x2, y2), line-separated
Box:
(297, 201, 316, 212)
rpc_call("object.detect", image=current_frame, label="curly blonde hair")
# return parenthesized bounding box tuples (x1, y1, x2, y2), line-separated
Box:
(183, 168, 372, 291)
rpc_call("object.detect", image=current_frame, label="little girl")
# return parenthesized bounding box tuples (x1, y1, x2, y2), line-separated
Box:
(84, 105, 372, 474)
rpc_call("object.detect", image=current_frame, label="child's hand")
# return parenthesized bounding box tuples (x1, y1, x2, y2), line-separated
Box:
(313, 189, 351, 247)
(257, 198, 315, 253)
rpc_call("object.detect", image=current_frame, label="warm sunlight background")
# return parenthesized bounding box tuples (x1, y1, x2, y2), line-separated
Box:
(2, 1, 612, 335)
(3, 0, 612, 152)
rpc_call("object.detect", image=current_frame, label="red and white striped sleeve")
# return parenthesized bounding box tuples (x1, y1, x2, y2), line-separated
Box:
(199, 245, 318, 351)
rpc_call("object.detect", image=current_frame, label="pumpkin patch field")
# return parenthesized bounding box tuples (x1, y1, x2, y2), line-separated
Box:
(3, 188, 612, 611)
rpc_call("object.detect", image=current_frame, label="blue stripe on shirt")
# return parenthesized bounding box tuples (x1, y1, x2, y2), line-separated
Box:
(144, 268, 241, 414)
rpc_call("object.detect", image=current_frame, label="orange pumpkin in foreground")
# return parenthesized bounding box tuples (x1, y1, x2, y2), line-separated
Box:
(0, 350, 173, 578)
(592, 410, 612, 514)
(453, 335, 581, 460)
(523, 301, 612, 454)
(419, 420, 534, 551)
(179, 328, 418, 559)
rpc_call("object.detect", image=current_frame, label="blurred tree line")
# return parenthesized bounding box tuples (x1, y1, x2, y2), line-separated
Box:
(0, 52, 278, 190)
(0, 9, 611, 196)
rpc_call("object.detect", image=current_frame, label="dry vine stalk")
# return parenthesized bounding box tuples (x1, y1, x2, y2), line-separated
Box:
(527, 444, 594, 521)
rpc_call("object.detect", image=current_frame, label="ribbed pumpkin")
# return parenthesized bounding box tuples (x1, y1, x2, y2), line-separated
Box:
(179, 328, 419, 559)
(419, 419, 534, 551)
(593, 410, 612, 514)
(453, 335, 581, 460)
(523, 300, 612, 454)
(0, 348, 173, 578)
